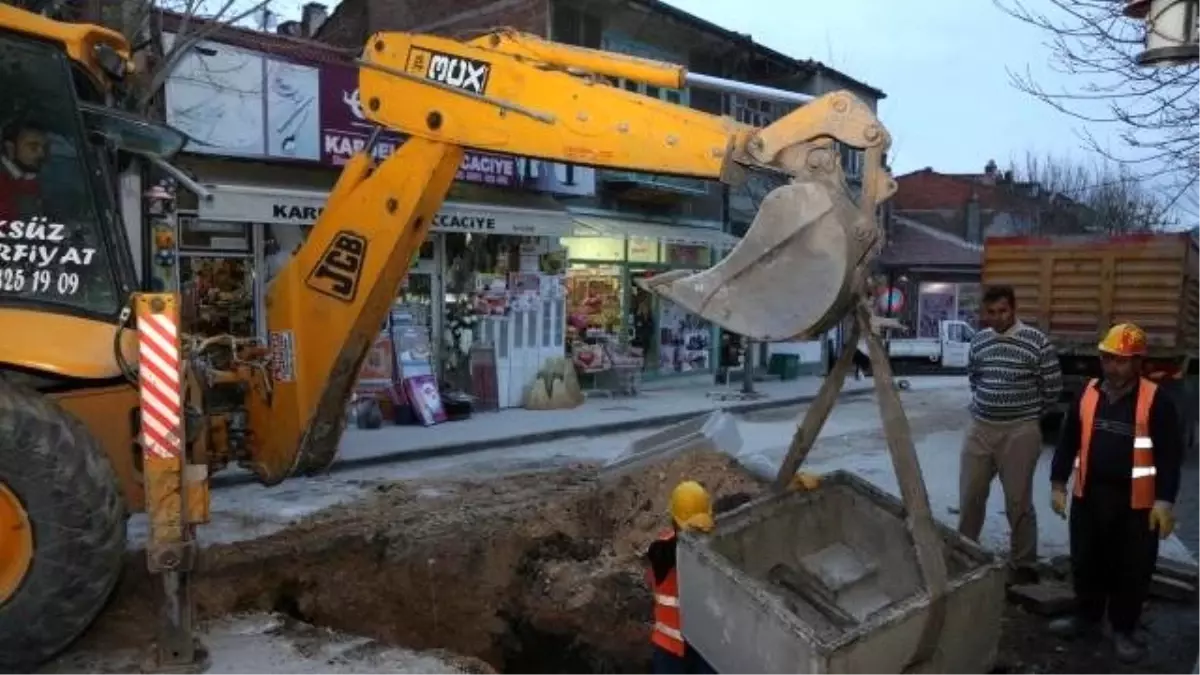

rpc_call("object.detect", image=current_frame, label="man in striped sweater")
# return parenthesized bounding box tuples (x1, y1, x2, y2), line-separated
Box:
(959, 285, 1062, 585)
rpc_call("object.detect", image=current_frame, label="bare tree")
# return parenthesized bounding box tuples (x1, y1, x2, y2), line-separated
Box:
(14, 0, 273, 112)
(994, 0, 1198, 216)
(1008, 151, 1179, 235)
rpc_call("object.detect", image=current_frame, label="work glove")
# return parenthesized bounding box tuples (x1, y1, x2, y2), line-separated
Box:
(1050, 486, 1068, 519)
(1149, 502, 1175, 539)
(789, 472, 821, 492)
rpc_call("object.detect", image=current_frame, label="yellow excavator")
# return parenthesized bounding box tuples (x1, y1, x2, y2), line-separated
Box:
(0, 4, 896, 671)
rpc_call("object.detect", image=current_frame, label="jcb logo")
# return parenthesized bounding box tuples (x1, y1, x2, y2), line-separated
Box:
(405, 47, 491, 95)
(306, 231, 367, 303)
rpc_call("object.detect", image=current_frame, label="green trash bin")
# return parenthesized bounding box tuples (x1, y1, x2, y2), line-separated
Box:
(768, 353, 802, 381)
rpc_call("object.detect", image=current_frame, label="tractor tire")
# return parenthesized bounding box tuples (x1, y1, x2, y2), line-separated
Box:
(0, 378, 126, 672)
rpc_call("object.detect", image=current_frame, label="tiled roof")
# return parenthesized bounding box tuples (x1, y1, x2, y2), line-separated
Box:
(160, 10, 357, 66)
(892, 168, 1038, 216)
(879, 216, 981, 268)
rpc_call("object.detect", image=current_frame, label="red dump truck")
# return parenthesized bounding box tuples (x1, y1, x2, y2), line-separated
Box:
(982, 232, 1199, 453)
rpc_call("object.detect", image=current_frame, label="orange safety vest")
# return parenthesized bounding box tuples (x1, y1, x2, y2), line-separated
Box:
(1074, 377, 1158, 509)
(650, 529, 685, 657)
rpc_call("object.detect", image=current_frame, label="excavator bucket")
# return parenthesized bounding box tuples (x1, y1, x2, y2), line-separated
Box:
(637, 179, 876, 342)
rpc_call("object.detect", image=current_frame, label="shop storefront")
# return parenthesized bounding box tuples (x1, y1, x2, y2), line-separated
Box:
(561, 215, 739, 381)
(184, 182, 573, 409)
(914, 281, 981, 337)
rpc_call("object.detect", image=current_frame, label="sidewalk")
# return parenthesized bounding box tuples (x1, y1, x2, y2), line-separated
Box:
(210, 376, 876, 488)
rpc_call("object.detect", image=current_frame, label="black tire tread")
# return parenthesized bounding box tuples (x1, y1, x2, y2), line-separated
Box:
(0, 378, 126, 672)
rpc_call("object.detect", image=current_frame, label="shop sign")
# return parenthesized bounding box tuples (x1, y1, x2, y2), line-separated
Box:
(201, 185, 572, 237)
(430, 209, 567, 236)
(272, 203, 324, 222)
(319, 64, 516, 188)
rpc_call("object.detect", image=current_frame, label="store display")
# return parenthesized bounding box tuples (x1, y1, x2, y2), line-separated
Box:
(404, 374, 447, 426)
(390, 305, 434, 380)
(565, 268, 622, 344)
(179, 257, 255, 338)
(469, 344, 500, 412)
(355, 332, 396, 395)
(474, 273, 510, 316)
(658, 298, 712, 372)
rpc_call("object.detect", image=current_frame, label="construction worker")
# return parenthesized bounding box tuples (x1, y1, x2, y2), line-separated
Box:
(1048, 323, 1182, 663)
(959, 284, 1062, 586)
(647, 475, 819, 674)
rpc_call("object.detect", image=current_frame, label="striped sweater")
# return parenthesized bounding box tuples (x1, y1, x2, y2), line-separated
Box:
(968, 322, 1063, 423)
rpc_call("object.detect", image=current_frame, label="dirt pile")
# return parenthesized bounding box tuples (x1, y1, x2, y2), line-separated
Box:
(79, 450, 766, 673)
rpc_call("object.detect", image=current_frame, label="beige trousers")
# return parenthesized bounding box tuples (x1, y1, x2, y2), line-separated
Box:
(957, 417, 1043, 569)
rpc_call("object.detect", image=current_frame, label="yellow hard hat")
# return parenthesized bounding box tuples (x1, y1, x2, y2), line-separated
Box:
(1098, 323, 1147, 357)
(669, 480, 714, 532)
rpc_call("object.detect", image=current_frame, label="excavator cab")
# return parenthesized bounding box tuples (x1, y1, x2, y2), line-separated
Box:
(0, 23, 184, 383)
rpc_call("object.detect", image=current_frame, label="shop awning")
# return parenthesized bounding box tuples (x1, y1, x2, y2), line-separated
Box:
(571, 216, 740, 250)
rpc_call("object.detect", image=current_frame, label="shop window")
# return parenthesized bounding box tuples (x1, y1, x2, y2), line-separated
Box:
(658, 298, 712, 373)
(565, 263, 623, 342)
(561, 236, 623, 262)
(179, 214, 251, 252)
(664, 244, 711, 267)
(957, 283, 981, 328)
(916, 281, 982, 338)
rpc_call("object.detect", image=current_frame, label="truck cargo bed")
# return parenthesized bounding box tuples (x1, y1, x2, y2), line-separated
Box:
(982, 233, 1198, 354)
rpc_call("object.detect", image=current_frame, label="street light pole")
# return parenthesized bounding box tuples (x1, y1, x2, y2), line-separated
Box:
(742, 338, 755, 395)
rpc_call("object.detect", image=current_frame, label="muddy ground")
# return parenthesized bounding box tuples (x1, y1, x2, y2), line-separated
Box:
(71, 451, 763, 674)
(65, 448, 1196, 674)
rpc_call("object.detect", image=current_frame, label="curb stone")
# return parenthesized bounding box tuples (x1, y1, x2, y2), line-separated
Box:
(211, 387, 875, 489)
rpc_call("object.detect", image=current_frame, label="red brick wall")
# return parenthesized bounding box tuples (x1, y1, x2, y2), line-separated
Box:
(319, 0, 549, 49)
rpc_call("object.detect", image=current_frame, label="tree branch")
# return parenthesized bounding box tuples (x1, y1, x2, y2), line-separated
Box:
(994, 0, 1198, 208)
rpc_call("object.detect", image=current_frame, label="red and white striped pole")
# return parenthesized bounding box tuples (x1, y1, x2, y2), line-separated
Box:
(137, 301, 183, 461)
(134, 294, 198, 667)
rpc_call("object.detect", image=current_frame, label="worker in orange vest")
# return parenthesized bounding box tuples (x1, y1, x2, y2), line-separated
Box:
(647, 475, 821, 673)
(646, 481, 715, 674)
(1047, 323, 1182, 663)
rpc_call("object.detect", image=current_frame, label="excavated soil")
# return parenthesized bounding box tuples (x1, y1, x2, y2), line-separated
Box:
(78, 451, 766, 673)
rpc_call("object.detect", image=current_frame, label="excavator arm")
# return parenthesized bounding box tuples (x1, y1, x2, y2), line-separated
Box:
(239, 29, 897, 483)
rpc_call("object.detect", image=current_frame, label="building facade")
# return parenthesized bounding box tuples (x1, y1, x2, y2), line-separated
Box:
(317, 0, 887, 383)
(147, 0, 885, 408)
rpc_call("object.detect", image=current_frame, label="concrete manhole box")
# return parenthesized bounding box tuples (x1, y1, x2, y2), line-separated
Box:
(677, 471, 1006, 674)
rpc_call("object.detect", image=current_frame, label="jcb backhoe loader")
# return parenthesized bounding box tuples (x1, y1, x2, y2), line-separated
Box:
(0, 4, 896, 670)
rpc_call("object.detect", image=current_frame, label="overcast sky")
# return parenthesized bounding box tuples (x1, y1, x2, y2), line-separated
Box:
(660, 0, 1107, 176)
(261, 0, 1187, 203)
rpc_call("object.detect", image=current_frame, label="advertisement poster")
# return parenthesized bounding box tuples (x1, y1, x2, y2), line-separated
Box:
(389, 308, 433, 379)
(356, 332, 395, 394)
(319, 64, 517, 185)
(266, 59, 321, 160)
(658, 299, 711, 372)
(404, 374, 447, 426)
